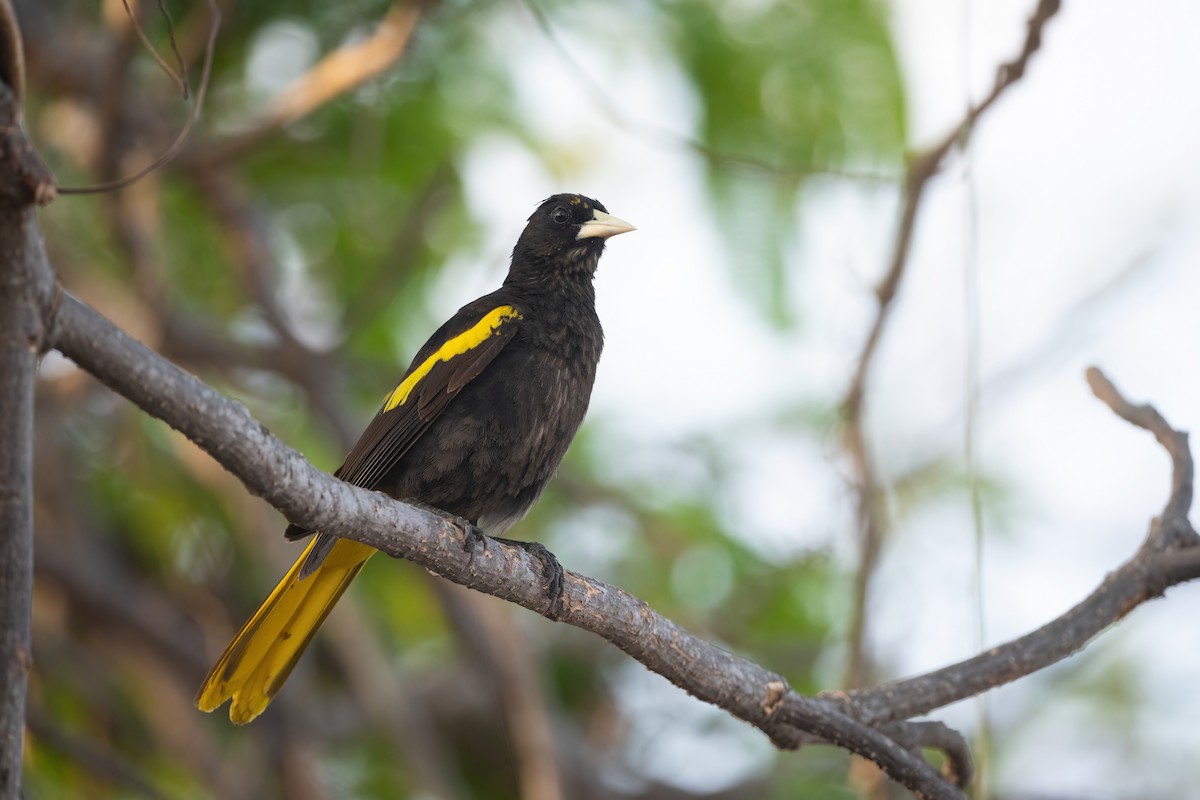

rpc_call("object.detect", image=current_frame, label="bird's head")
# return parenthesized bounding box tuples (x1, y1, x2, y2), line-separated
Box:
(509, 194, 635, 282)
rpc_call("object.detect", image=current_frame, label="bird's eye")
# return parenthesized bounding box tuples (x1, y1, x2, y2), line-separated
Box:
(551, 207, 570, 225)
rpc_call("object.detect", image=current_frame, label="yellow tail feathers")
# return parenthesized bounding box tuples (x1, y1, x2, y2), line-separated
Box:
(196, 537, 376, 724)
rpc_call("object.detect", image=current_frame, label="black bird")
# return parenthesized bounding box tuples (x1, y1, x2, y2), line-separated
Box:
(196, 193, 635, 723)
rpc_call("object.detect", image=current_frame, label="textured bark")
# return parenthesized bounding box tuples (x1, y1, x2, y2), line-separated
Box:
(0, 212, 35, 800)
(0, 69, 55, 798)
(49, 283, 1200, 800)
(47, 293, 967, 799)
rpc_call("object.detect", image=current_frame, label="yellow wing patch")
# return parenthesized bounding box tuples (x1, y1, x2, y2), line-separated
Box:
(383, 305, 522, 412)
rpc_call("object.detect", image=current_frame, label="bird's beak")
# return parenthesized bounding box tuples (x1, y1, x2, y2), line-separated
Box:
(577, 209, 636, 240)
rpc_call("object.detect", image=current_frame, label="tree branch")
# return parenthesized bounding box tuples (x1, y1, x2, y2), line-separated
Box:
(34, 211, 1199, 800)
(187, 0, 426, 168)
(839, 0, 1063, 690)
(1085, 367, 1193, 526)
(838, 367, 1199, 726)
(0, 51, 56, 795)
(45, 291, 964, 798)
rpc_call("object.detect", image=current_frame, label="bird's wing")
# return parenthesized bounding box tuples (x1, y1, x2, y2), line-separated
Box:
(337, 301, 523, 490)
(285, 299, 523, 558)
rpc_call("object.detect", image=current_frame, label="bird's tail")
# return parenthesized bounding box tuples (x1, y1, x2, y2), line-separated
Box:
(196, 537, 376, 724)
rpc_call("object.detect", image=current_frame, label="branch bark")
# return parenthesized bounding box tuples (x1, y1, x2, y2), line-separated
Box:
(838, 368, 1200, 726)
(46, 292, 965, 798)
(17, 199, 1195, 800)
(0, 66, 56, 798)
(43, 275, 1200, 799)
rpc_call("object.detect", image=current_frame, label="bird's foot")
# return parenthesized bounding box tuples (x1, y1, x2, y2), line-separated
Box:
(461, 521, 489, 555)
(449, 511, 563, 617)
(492, 537, 566, 619)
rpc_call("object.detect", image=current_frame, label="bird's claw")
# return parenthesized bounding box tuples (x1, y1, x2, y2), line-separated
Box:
(453, 517, 563, 617)
(492, 537, 565, 619)
(462, 522, 488, 555)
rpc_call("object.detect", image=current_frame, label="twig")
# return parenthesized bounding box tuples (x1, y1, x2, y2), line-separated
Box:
(0, 0, 24, 103)
(57, 0, 220, 195)
(839, 367, 1199, 726)
(839, 0, 1063, 689)
(189, 1, 426, 167)
(882, 721, 974, 788)
(120, 0, 189, 99)
(773, 701, 964, 800)
(845, 0, 1063, 415)
(1086, 367, 1193, 524)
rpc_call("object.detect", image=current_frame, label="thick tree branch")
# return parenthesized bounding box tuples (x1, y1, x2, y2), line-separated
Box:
(46, 292, 964, 798)
(0, 52, 55, 796)
(36, 217, 1198, 800)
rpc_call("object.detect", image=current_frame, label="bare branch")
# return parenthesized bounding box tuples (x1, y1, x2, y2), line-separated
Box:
(0, 72, 56, 797)
(120, 0, 189, 99)
(839, 0, 1063, 689)
(190, 1, 426, 167)
(1086, 366, 1193, 525)
(839, 367, 1199, 726)
(0, 0, 23, 104)
(884, 721, 974, 788)
(46, 290, 965, 798)
(56, 0, 220, 196)
(844, 0, 1064, 418)
(774, 700, 965, 799)
(35, 199, 1198, 800)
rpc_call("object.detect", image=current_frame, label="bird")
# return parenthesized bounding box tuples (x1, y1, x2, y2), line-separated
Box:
(195, 193, 635, 724)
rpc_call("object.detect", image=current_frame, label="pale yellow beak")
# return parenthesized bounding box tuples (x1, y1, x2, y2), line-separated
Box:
(577, 209, 636, 240)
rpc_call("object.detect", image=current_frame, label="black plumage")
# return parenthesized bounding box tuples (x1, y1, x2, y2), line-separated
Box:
(197, 193, 634, 723)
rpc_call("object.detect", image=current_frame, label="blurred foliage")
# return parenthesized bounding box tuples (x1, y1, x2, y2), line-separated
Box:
(20, 0, 923, 797)
(667, 0, 906, 325)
